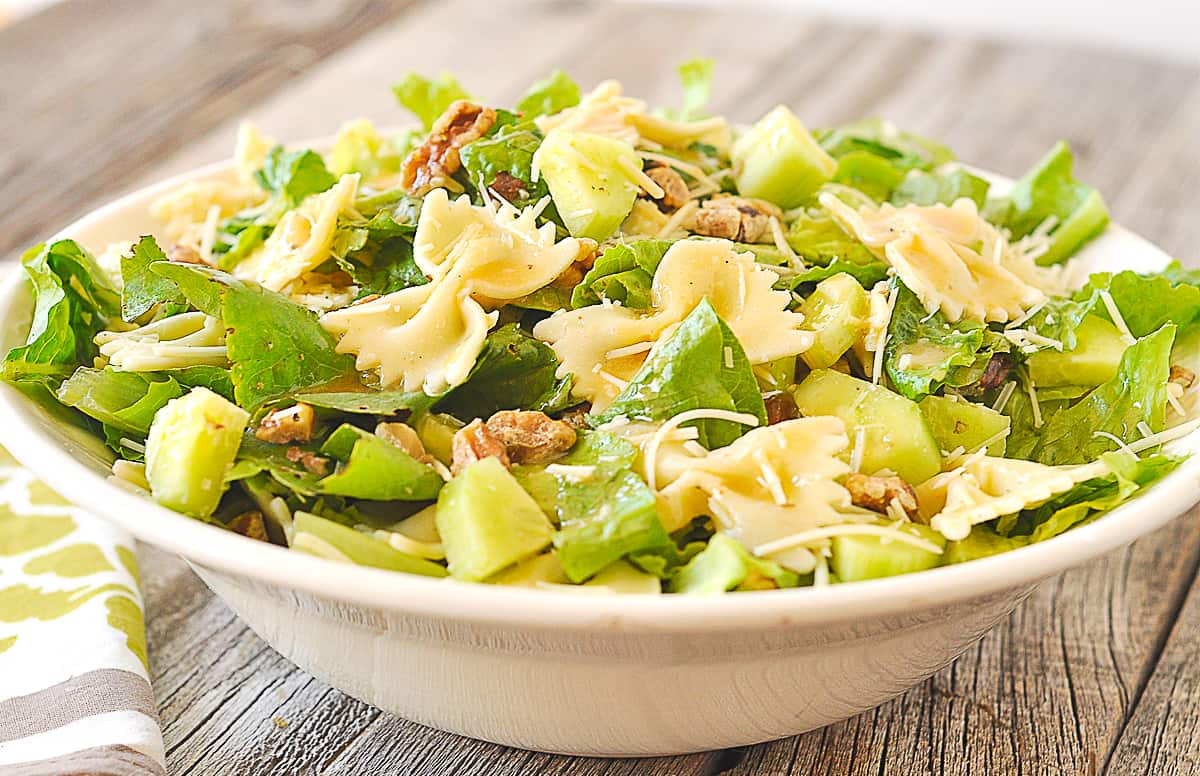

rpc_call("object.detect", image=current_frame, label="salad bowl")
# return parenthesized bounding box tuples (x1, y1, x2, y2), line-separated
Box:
(1, 152, 1199, 756)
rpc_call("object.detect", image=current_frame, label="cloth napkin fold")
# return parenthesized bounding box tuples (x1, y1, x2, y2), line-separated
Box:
(0, 449, 165, 775)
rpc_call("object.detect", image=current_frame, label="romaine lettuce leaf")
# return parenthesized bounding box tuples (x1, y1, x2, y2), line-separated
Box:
(672, 57, 714, 121)
(297, 389, 434, 416)
(317, 424, 444, 501)
(459, 123, 554, 211)
(816, 118, 955, 172)
(592, 300, 767, 449)
(987, 141, 1108, 266)
(785, 210, 877, 266)
(56, 367, 182, 435)
(571, 239, 672, 309)
(891, 167, 990, 208)
(3, 240, 120, 385)
(434, 324, 573, 420)
(166, 365, 236, 402)
(831, 150, 906, 201)
(669, 533, 798, 593)
(884, 282, 1001, 401)
(392, 72, 469, 131)
(1031, 324, 1174, 465)
(783, 257, 890, 297)
(1076, 270, 1200, 338)
(515, 70, 580, 119)
(149, 263, 357, 413)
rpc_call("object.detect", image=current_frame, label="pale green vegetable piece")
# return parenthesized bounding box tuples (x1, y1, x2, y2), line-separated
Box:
(1027, 315, 1127, 387)
(830, 524, 945, 581)
(799, 273, 870, 369)
(732, 105, 836, 208)
(533, 129, 641, 241)
(919, 395, 1010, 456)
(436, 457, 555, 582)
(413, 412, 463, 466)
(792, 369, 942, 483)
(291, 511, 447, 577)
(145, 387, 249, 519)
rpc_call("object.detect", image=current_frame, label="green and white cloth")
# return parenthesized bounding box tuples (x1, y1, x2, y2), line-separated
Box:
(0, 451, 164, 775)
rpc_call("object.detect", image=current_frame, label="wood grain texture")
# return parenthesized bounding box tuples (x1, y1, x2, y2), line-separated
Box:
(0, 0, 421, 260)
(5, 0, 1200, 773)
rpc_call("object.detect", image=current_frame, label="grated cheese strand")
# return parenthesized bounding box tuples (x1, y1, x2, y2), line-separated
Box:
(754, 523, 945, 558)
(643, 409, 761, 491)
(991, 381, 1017, 413)
(1098, 289, 1136, 344)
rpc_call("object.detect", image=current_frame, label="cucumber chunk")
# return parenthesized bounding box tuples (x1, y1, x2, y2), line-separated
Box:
(1027, 315, 1127, 387)
(413, 412, 463, 466)
(799, 273, 870, 369)
(830, 523, 946, 581)
(732, 106, 836, 209)
(291, 511, 448, 577)
(145, 387, 248, 519)
(533, 129, 641, 241)
(792, 369, 942, 483)
(919, 395, 1010, 456)
(941, 526, 1028, 565)
(436, 457, 555, 581)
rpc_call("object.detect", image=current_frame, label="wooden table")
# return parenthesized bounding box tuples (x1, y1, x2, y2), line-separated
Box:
(4, 1, 1200, 773)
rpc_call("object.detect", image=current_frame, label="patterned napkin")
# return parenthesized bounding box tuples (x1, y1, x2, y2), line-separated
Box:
(0, 449, 165, 775)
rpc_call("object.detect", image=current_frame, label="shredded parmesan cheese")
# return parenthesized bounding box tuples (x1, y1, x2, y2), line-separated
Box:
(655, 199, 698, 238)
(644, 409, 761, 491)
(723, 346, 734, 369)
(991, 381, 1017, 413)
(604, 341, 654, 360)
(545, 464, 599, 483)
(769, 217, 800, 266)
(872, 284, 899, 385)
(1098, 290, 1136, 344)
(849, 426, 867, 473)
(682, 440, 709, 457)
(618, 155, 665, 199)
(754, 523, 944, 558)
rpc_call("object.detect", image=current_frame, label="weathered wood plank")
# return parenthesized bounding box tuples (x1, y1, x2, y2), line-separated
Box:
(0, 0, 423, 259)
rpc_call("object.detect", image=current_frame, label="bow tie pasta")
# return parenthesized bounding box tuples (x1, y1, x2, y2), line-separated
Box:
(532, 239, 813, 409)
(320, 189, 582, 393)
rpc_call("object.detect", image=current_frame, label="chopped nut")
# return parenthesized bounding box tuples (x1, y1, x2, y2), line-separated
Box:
(691, 195, 781, 243)
(558, 404, 593, 430)
(228, 511, 268, 542)
(845, 473, 919, 517)
(376, 421, 434, 464)
(255, 403, 316, 444)
(286, 446, 329, 476)
(485, 410, 578, 464)
(489, 171, 528, 203)
(451, 419, 510, 475)
(961, 353, 1014, 397)
(255, 402, 316, 446)
(764, 392, 799, 425)
(1170, 365, 1196, 388)
(401, 100, 497, 196)
(645, 165, 691, 210)
(167, 243, 206, 265)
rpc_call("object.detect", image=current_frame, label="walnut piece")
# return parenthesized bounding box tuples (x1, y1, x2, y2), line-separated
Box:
(558, 404, 592, 430)
(961, 353, 1014, 397)
(489, 171, 528, 203)
(1170, 364, 1196, 388)
(285, 446, 329, 476)
(691, 195, 781, 243)
(845, 473, 919, 516)
(451, 419, 510, 475)
(255, 403, 315, 444)
(375, 421, 434, 464)
(167, 243, 207, 265)
(485, 410, 578, 464)
(764, 392, 799, 425)
(228, 511, 268, 542)
(645, 165, 691, 210)
(401, 100, 497, 196)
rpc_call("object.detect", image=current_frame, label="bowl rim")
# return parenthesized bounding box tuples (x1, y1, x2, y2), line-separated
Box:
(1, 151, 1197, 633)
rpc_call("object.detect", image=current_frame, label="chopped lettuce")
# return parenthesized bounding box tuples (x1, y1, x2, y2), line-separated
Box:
(317, 424, 444, 501)
(150, 262, 357, 412)
(891, 167, 990, 208)
(988, 141, 1109, 266)
(831, 150, 906, 201)
(571, 240, 672, 309)
(672, 57, 714, 121)
(297, 390, 433, 416)
(434, 324, 573, 419)
(1031, 324, 1174, 465)
(816, 118, 955, 172)
(884, 282, 1000, 401)
(57, 367, 182, 435)
(515, 70, 580, 119)
(329, 119, 404, 179)
(1074, 270, 1200, 339)
(3, 240, 120, 385)
(783, 257, 889, 297)
(592, 300, 768, 448)
(254, 146, 338, 210)
(669, 533, 798, 593)
(120, 236, 185, 321)
(785, 209, 878, 266)
(392, 72, 469, 131)
(459, 123, 554, 211)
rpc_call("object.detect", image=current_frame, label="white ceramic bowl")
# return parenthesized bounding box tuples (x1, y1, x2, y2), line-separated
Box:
(2, 157, 1199, 757)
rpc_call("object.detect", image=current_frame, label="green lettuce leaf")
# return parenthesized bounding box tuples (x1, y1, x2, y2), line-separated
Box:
(1076, 270, 1200, 338)
(515, 70, 580, 119)
(988, 141, 1109, 266)
(150, 263, 356, 413)
(56, 367, 182, 435)
(816, 118, 955, 172)
(884, 282, 1000, 401)
(669, 533, 798, 593)
(254, 146, 337, 209)
(785, 209, 877, 266)
(891, 167, 990, 208)
(317, 424, 443, 501)
(434, 324, 573, 420)
(592, 300, 767, 449)
(1031, 324, 1174, 465)
(672, 57, 714, 121)
(459, 123, 554, 211)
(3, 240, 120, 385)
(571, 240, 672, 309)
(831, 150, 906, 201)
(166, 365, 236, 402)
(783, 257, 889, 297)
(297, 390, 434, 416)
(392, 72, 469, 131)
(120, 235, 185, 321)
